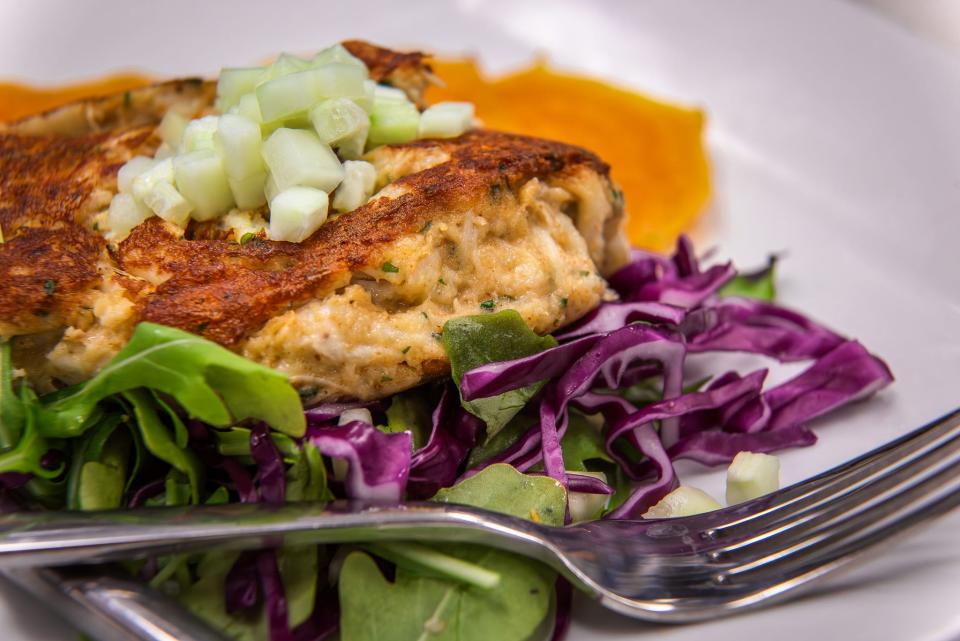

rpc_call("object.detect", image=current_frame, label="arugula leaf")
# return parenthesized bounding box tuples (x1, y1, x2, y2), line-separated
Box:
(383, 391, 433, 448)
(0, 340, 24, 449)
(0, 387, 62, 479)
(123, 389, 203, 504)
(442, 311, 556, 436)
(720, 256, 777, 301)
(37, 322, 305, 438)
(181, 550, 264, 641)
(285, 442, 332, 503)
(433, 464, 566, 527)
(340, 546, 554, 641)
(561, 413, 613, 472)
(77, 427, 131, 510)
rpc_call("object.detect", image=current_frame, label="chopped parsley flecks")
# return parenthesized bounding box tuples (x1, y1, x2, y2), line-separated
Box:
(421, 311, 430, 321)
(579, 270, 591, 277)
(239, 232, 256, 246)
(382, 261, 400, 273)
(420, 221, 432, 234)
(380, 375, 394, 383)
(43, 279, 56, 296)
(437, 278, 446, 286)
(560, 297, 568, 308)
(401, 345, 411, 354)
(480, 299, 496, 310)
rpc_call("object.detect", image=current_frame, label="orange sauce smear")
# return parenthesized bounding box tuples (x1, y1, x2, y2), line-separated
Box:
(427, 59, 711, 250)
(0, 60, 710, 250)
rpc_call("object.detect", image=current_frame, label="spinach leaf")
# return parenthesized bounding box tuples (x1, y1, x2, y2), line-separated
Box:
(123, 389, 203, 504)
(37, 322, 305, 438)
(433, 463, 566, 527)
(340, 546, 554, 641)
(561, 413, 613, 472)
(719, 255, 777, 301)
(278, 545, 319, 629)
(342, 464, 564, 640)
(383, 391, 433, 448)
(464, 412, 533, 468)
(442, 311, 556, 436)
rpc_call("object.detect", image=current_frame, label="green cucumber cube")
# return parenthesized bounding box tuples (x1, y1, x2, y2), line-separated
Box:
(332, 160, 376, 213)
(269, 186, 329, 243)
(173, 150, 235, 221)
(643, 486, 721, 519)
(261, 128, 344, 193)
(726, 452, 780, 505)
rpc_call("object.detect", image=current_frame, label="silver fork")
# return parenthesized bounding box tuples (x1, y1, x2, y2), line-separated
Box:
(0, 407, 957, 641)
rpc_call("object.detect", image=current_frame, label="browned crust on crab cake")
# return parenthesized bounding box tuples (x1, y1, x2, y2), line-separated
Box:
(0, 41, 629, 401)
(116, 129, 613, 346)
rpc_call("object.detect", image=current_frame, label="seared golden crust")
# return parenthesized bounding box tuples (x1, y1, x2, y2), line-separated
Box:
(342, 40, 429, 80)
(117, 129, 610, 345)
(0, 41, 627, 401)
(0, 126, 154, 334)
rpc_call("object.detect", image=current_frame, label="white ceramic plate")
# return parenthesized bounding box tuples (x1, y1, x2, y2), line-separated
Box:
(1, 1, 958, 639)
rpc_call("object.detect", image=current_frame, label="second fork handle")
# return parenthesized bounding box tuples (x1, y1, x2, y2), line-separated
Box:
(0, 501, 551, 569)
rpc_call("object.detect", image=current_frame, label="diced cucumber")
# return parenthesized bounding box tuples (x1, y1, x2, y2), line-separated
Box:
(368, 99, 419, 146)
(268, 187, 329, 243)
(179, 115, 219, 153)
(265, 173, 281, 204)
(131, 157, 174, 203)
(726, 452, 780, 505)
(567, 471, 610, 523)
(313, 63, 368, 100)
(418, 102, 474, 139)
(107, 193, 152, 238)
(332, 160, 376, 213)
(310, 98, 370, 160)
(228, 172, 267, 211)
(117, 156, 155, 194)
(173, 150, 235, 221)
(234, 93, 263, 123)
(256, 64, 365, 124)
(142, 182, 193, 227)
(261, 128, 344, 193)
(153, 143, 175, 160)
(642, 486, 721, 519)
(267, 53, 311, 80)
(357, 80, 376, 113)
(157, 110, 189, 148)
(374, 84, 409, 104)
(310, 44, 367, 73)
(216, 67, 263, 112)
(215, 114, 267, 209)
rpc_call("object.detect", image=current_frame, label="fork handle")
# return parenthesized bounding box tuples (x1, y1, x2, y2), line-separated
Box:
(0, 501, 550, 569)
(2, 566, 226, 641)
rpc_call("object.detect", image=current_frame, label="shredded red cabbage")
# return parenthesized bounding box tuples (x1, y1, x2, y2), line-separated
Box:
(408, 386, 482, 499)
(446, 236, 891, 518)
(251, 424, 286, 504)
(258, 550, 292, 641)
(306, 421, 412, 501)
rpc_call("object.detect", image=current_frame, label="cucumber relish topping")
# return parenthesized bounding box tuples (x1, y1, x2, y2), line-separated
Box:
(106, 44, 476, 243)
